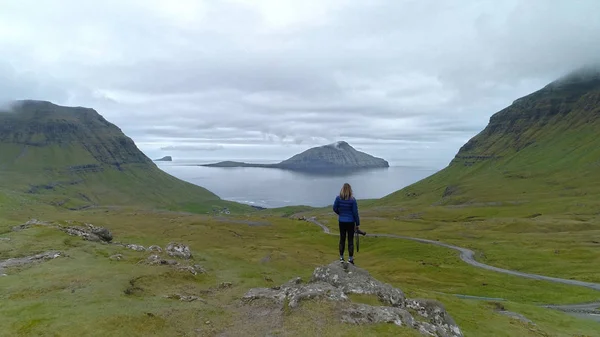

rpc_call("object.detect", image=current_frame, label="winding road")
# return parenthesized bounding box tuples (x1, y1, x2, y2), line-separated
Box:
(306, 217, 600, 291)
(305, 217, 600, 322)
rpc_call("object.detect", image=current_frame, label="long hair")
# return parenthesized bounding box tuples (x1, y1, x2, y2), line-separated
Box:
(339, 183, 353, 200)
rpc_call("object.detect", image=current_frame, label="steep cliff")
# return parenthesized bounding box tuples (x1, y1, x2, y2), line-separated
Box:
(379, 67, 600, 210)
(0, 100, 242, 212)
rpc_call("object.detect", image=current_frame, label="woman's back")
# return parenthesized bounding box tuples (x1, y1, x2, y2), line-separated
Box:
(334, 196, 356, 221)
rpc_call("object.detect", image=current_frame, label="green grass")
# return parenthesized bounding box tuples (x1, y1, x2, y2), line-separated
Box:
(1, 205, 599, 336)
(2, 77, 600, 336)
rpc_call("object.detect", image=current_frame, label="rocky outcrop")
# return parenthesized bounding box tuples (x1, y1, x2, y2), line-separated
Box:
(243, 261, 463, 337)
(0, 251, 63, 276)
(166, 242, 192, 259)
(63, 223, 113, 242)
(341, 304, 414, 327)
(13, 219, 113, 243)
(154, 156, 172, 162)
(310, 262, 405, 307)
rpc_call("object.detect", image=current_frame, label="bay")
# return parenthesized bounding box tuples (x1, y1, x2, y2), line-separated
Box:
(156, 161, 438, 209)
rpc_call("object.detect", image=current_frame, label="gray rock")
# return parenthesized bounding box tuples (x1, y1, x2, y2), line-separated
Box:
(0, 251, 62, 275)
(87, 224, 113, 242)
(10, 219, 113, 243)
(177, 264, 206, 275)
(126, 244, 146, 251)
(63, 226, 101, 242)
(243, 279, 347, 309)
(145, 254, 178, 266)
(341, 304, 415, 327)
(60, 223, 112, 243)
(109, 254, 123, 261)
(0, 237, 10, 241)
(311, 261, 405, 307)
(147, 245, 163, 253)
(405, 299, 462, 337)
(219, 282, 233, 289)
(165, 294, 203, 302)
(166, 242, 192, 259)
(12, 219, 51, 231)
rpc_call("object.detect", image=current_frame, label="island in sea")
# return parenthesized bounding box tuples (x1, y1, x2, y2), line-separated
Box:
(154, 156, 173, 162)
(201, 141, 389, 171)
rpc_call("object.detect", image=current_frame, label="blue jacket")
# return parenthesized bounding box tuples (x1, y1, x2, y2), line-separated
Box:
(333, 196, 360, 227)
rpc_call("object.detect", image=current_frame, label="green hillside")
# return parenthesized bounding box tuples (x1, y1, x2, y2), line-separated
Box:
(0, 100, 249, 213)
(378, 69, 600, 215)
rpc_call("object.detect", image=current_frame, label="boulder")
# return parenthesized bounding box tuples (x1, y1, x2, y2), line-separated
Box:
(166, 242, 192, 259)
(63, 226, 101, 242)
(61, 223, 113, 243)
(87, 224, 113, 242)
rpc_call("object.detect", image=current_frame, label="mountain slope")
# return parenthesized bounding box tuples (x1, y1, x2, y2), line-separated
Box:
(278, 141, 389, 169)
(378, 68, 600, 213)
(204, 141, 389, 170)
(0, 100, 247, 212)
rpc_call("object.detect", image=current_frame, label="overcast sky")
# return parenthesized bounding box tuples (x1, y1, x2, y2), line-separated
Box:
(1, 0, 599, 169)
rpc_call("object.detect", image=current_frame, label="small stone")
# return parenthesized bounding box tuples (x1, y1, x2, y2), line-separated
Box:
(0, 237, 11, 241)
(109, 254, 123, 261)
(166, 294, 201, 302)
(219, 282, 233, 289)
(126, 244, 146, 252)
(147, 245, 163, 253)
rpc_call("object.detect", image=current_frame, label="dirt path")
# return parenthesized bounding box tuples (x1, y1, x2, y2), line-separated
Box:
(306, 217, 600, 322)
(306, 217, 600, 291)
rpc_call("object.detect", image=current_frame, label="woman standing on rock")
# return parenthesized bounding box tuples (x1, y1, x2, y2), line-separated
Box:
(333, 183, 362, 264)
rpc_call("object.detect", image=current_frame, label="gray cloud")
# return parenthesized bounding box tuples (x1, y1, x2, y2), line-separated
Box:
(160, 144, 224, 152)
(1, 0, 599, 168)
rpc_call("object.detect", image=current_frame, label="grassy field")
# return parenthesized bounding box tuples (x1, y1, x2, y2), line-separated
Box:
(2, 77, 600, 336)
(1, 201, 599, 337)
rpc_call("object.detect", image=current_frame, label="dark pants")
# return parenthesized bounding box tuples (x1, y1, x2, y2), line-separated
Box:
(339, 221, 355, 258)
